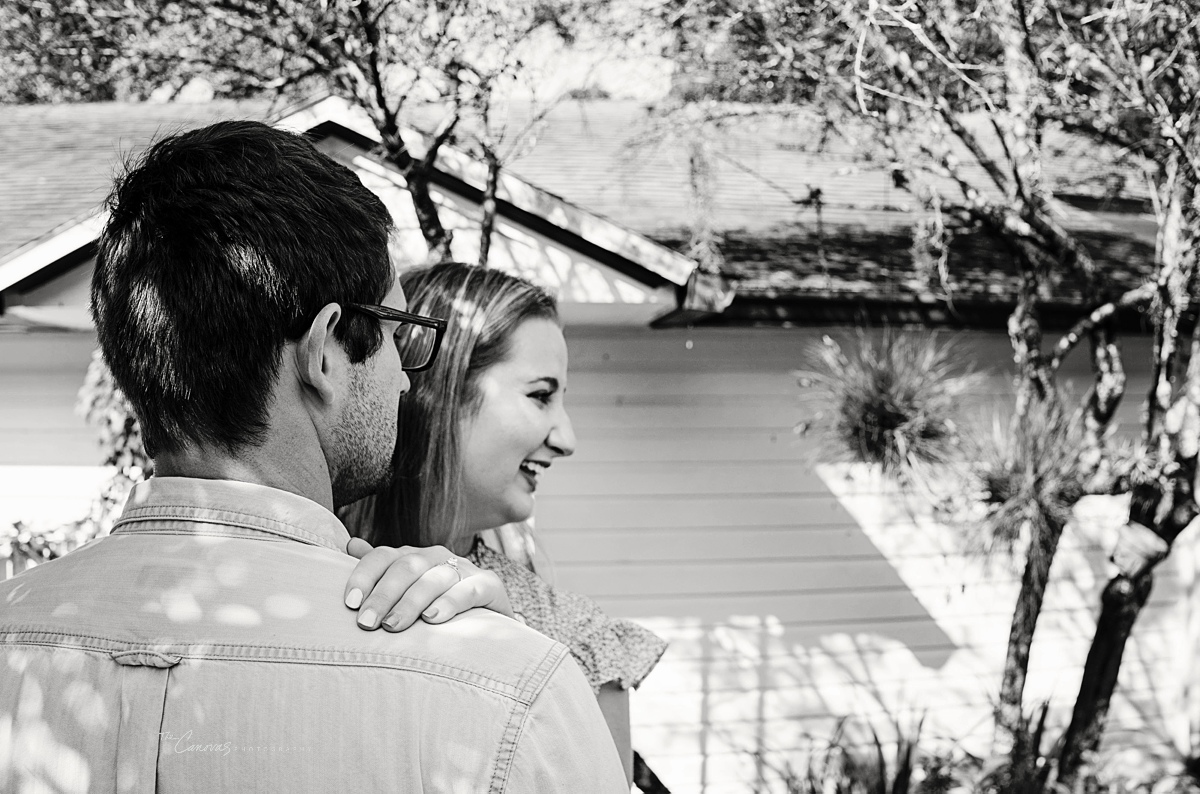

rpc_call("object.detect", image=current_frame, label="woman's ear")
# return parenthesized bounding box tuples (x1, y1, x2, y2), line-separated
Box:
(294, 303, 345, 405)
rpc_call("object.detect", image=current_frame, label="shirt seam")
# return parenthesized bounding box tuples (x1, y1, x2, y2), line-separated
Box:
(114, 508, 342, 551)
(0, 630, 542, 703)
(490, 645, 569, 793)
(108, 526, 290, 544)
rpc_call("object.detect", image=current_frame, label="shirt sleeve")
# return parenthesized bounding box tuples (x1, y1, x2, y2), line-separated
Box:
(503, 654, 630, 794)
(469, 538, 668, 694)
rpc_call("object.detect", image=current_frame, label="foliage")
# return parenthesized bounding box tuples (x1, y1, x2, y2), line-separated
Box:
(73, 351, 151, 535)
(0, 0, 611, 263)
(758, 711, 1200, 794)
(77, 349, 151, 477)
(967, 398, 1088, 561)
(797, 330, 978, 484)
(771, 716, 942, 794)
(1, 0, 168, 102)
(972, 701, 1055, 794)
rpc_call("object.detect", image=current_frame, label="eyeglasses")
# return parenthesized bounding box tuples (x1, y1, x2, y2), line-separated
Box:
(344, 303, 447, 372)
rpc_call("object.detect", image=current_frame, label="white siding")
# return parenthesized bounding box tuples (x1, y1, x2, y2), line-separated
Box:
(544, 324, 1195, 793)
(0, 332, 98, 466)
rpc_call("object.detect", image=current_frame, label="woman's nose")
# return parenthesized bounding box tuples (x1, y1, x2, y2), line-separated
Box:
(547, 407, 576, 458)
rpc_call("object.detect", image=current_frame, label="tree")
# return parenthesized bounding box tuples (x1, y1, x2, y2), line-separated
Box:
(0, 0, 604, 264)
(658, 0, 1199, 786)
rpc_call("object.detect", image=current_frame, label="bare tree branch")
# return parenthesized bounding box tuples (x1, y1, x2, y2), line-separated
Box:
(1049, 283, 1156, 373)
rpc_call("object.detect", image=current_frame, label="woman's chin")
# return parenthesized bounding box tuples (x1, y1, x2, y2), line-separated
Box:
(499, 499, 535, 527)
(469, 502, 534, 532)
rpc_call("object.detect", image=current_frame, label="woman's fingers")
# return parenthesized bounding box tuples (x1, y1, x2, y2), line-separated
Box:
(346, 537, 373, 560)
(377, 562, 466, 632)
(421, 570, 514, 624)
(345, 544, 515, 631)
(345, 545, 426, 616)
(352, 547, 439, 629)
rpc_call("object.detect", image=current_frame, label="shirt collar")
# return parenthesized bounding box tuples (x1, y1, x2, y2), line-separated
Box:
(112, 476, 353, 554)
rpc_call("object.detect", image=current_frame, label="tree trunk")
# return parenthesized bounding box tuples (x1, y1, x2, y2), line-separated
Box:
(1056, 569, 1154, 785)
(477, 147, 500, 267)
(996, 509, 1066, 781)
(994, 257, 1055, 768)
(408, 171, 453, 263)
(1056, 468, 1197, 783)
(378, 128, 454, 263)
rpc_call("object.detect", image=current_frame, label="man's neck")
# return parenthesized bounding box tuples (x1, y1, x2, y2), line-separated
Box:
(153, 444, 335, 512)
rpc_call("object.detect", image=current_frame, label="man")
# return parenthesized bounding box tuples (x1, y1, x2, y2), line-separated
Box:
(0, 121, 627, 793)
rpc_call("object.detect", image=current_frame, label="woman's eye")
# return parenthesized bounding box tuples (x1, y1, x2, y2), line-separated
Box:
(530, 391, 553, 405)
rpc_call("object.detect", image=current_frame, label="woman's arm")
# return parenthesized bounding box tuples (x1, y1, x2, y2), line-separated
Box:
(597, 682, 632, 786)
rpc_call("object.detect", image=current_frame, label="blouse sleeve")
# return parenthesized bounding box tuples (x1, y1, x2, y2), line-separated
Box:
(468, 538, 668, 694)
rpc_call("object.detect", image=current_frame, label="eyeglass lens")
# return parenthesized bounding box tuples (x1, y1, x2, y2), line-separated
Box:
(396, 323, 435, 370)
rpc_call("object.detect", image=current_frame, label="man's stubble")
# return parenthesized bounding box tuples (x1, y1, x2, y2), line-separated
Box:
(331, 362, 399, 509)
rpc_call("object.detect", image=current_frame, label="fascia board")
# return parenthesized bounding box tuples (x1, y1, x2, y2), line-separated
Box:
(0, 211, 107, 294)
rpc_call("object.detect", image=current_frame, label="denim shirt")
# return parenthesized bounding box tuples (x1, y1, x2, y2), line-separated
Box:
(0, 477, 627, 793)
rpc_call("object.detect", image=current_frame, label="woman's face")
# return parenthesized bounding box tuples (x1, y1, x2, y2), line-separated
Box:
(459, 318, 576, 531)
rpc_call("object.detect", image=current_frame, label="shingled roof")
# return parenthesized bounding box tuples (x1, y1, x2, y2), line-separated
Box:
(0, 99, 278, 259)
(0, 97, 1159, 328)
(493, 101, 1158, 327)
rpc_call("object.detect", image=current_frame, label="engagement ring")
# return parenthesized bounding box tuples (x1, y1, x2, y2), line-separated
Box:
(440, 556, 462, 583)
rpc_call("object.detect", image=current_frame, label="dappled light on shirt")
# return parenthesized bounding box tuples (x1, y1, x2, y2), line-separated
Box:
(1, 668, 93, 794)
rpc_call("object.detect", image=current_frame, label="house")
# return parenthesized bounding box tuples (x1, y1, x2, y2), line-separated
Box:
(1, 96, 1193, 792)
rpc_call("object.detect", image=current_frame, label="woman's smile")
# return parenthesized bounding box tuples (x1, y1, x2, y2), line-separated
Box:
(459, 318, 576, 530)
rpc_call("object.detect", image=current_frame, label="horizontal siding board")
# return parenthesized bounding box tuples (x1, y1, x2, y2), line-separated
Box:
(642, 631, 1181, 696)
(544, 462, 833, 497)
(538, 526, 883, 563)
(588, 590, 952, 623)
(633, 686, 1175, 734)
(0, 372, 93, 392)
(567, 431, 809, 463)
(557, 560, 914, 597)
(648, 618, 960, 658)
(568, 402, 802, 430)
(549, 558, 1140, 600)
(592, 591, 1175, 629)
(0, 430, 98, 465)
(568, 370, 803, 396)
(565, 327, 1032, 367)
(0, 332, 96, 371)
(635, 601, 1176, 664)
(544, 536, 1109, 565)
(0, 399, 86, 430)
(536, 494, 855, 529)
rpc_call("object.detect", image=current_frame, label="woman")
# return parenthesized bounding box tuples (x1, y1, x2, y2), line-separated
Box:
(341, 262, 666, 780)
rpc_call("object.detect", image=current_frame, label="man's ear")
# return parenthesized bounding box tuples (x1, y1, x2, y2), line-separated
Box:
(295, 303, 345, 406)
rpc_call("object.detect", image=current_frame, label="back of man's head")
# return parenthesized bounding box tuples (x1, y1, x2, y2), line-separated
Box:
(91, 120, 394, 458)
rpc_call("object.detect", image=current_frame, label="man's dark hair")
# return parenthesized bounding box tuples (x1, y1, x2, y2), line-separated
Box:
(91, 120, 394, 457)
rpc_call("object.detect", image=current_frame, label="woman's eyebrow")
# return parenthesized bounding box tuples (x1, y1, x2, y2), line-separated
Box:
(528, 377, 560, 390)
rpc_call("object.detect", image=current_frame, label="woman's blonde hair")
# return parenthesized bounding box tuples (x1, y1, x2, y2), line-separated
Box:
(342, 262, 559, 553)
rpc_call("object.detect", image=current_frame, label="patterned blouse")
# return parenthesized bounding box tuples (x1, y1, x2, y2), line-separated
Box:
(467, 536, 668, 694)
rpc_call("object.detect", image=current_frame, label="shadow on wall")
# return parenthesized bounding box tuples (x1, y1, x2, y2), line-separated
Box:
(627, 464, 1195, 793)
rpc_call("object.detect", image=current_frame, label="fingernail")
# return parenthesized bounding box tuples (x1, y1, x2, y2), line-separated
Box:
(422, 606, 440, 621)
(345, 588, 363, 609)
(382, 613, 402, 631)
(357, 608, 378, 628)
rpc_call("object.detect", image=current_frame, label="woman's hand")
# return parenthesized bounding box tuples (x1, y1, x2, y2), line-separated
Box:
(344, 538, 515, 631)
